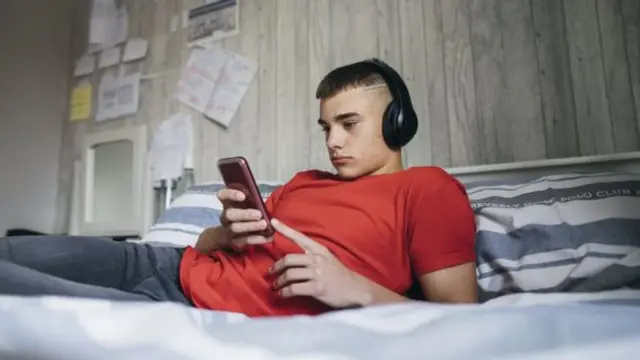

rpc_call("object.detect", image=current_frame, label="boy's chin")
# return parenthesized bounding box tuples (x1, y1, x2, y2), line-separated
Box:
(333, 165, 365, 180)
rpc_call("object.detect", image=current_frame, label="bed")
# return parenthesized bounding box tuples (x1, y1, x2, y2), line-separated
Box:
(2, 152, 640, 360)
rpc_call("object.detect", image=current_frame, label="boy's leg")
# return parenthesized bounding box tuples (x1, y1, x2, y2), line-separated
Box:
(0, 236, 190, 304)
(0, 260, 152, 301)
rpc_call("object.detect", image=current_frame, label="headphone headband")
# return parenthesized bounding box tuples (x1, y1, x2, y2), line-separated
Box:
(362, 58, 418, 149)
(364, 59, 406, 106)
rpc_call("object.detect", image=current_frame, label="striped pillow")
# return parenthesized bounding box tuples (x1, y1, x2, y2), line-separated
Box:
(469, 172, 640, 302)
(140, 181, 282, 247)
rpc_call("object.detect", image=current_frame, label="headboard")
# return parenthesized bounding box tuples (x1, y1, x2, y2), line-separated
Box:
(445, 151, 640, 185)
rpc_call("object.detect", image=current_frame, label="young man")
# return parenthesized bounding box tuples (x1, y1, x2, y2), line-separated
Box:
(0, 59, 477, 317)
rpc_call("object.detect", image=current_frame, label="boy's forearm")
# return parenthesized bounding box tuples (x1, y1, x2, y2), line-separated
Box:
(194, 226, 227, 253)
(350, 274, 413, 307)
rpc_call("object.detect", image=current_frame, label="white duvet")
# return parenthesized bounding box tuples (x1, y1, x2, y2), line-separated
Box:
(1, 290, 639, 360)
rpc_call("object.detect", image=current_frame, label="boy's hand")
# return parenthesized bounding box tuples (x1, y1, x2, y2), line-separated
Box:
(269, 218, 373, 308)
(217, 188, 272, 250)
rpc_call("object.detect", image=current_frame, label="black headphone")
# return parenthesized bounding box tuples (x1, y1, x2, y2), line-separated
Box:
(362, 58, 418, 149)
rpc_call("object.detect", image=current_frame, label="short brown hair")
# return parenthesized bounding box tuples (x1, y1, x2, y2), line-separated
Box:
(315, 59, 388, 100)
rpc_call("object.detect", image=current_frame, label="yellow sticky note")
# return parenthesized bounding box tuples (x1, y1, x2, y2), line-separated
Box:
(70, 84, 92, 121)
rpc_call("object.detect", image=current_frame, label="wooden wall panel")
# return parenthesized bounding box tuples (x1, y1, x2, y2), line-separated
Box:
(597, 0, 639, 152)
(564, 0, 614, 155)
(442, 0, 482, 167)
(423, 0, 451, 167)
(622, 0, 640, 139)
(531, 0, 580, 159)
(307, 0, 332, 172)
(57, 0, 640, 230)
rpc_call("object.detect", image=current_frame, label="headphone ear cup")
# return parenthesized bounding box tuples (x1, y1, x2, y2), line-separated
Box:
(382, 101, 402, 149)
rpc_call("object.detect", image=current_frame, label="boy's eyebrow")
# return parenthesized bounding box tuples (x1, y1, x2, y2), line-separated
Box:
(318, 112, 360, 125)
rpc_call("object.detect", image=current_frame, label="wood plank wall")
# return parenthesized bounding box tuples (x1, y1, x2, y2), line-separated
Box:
(56, 0, 640, 229)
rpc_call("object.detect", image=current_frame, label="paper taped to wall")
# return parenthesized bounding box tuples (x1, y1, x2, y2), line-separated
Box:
(175, 45, 257, 127)
(89, 0, 128, 53)
(187, 0, 239, 46)
(175, 44, 229, 114)
(74, 54, 96, 76)
(98, 46, 121, 68)
(204, 52, 257, 127)
(122, 38, 148, 62)
(96, 72, 140, 122)
(150, 113, 194, 182)
(70, 84, 93, 121)
(89, 0, 118, 45)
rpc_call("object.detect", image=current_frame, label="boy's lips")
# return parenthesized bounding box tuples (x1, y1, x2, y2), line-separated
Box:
(330, 157, 351, 165)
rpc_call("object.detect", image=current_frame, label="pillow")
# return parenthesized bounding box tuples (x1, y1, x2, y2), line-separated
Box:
(469, 172, 640, 302)
(140, 181, 282, 247)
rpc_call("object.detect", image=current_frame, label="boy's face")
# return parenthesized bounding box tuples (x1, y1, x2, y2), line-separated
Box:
(318, 86, 398, 179)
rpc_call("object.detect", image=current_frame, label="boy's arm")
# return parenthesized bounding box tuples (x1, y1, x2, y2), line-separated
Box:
(408, 177, 478, 303)
(193, 226, 228, 253)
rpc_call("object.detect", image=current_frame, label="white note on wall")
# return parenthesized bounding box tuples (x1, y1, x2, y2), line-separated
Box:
(150, 113, 194, 182)
(98, 46, 121, 68)
(175, 45, 230, 113)
(204, 52, 257, 127)
(89, 0, 117, 45)
(74, 54, 96, 76)
(122, 38, 148, 62)
(96, 72, 140, 122)
(89, 1, 128, 53)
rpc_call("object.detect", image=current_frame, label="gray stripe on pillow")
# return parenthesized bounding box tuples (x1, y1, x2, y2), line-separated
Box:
(475, 219, 640, 263)
(479, 263, 640, 301)
(477, 252, 626, 279)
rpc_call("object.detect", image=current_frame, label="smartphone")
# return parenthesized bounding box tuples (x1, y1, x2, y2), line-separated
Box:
(217, 156, 274, 238)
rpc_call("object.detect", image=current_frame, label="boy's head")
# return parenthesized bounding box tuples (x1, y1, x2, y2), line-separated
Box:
(315, 59, 416, 179)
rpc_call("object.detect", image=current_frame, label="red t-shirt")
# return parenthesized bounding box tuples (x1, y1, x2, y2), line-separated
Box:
(179, 166, 476, 317)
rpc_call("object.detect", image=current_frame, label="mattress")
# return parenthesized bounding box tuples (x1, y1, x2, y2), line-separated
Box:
(1, 290, 639, 360)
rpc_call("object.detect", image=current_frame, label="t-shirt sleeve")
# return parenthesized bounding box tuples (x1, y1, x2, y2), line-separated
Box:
(407, 177, 477, 276)
(264, 185, 285, 214)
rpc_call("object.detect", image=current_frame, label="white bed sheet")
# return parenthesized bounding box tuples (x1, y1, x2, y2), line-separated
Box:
(1, 290, 640, 360)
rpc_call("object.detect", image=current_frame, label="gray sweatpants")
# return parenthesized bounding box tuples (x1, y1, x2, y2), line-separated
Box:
(0, 235, 191, 305)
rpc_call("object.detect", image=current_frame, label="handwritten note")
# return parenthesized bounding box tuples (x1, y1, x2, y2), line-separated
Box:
(175, 45, 229, 114)
(175, 45, 257, 127)
(204, 53, 257, 127)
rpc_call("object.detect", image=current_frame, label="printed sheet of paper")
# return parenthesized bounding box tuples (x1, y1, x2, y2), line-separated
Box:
(122, 38, 148, 62)
(150, 113, 194, 182)
(175, 45, 230, 113)
(96, 72, 140, 122)
(204, 53, 257, 127)
(69, 84, 93, 121)
(74, 54, 95, 76)
(187, 0, 239, 46)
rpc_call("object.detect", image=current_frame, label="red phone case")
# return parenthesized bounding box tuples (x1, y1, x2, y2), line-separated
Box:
(217, 156, 274, 237)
